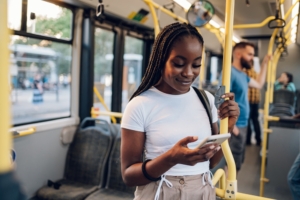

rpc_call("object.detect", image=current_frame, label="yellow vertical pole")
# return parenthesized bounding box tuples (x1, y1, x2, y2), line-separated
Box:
(269, 48, 283, 103)
(144, 0, 160, 37)
(260, 2, 299, 196)
(0, 0, 12, 173)
(199, 49, 206, 89)
(221, 0, 236, 183)
(220, 1, 239, 198)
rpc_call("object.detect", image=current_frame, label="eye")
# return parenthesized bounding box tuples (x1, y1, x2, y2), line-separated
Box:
(193, 64, 201, 68)
(173, 62, 185, 67)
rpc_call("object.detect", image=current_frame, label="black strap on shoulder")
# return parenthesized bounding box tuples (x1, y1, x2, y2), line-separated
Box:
(192, 87, 213, 131)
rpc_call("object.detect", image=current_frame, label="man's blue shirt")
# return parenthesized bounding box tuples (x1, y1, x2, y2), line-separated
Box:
(230, 67, 250, 127)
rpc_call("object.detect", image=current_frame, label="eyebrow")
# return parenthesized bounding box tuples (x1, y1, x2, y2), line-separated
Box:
(174, 55, 202, 60)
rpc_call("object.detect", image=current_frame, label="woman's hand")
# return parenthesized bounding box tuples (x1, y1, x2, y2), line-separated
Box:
(218, 92, 240, 133)
(167, 136, 221, 166)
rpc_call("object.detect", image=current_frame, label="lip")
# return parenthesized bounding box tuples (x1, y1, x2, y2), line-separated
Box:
(176, 78, 193, 85)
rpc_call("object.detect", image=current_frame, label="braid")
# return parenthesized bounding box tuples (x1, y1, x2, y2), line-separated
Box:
(130, 22, 204, 100)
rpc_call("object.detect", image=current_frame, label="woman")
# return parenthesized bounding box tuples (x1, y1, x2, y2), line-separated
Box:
(32, 73, 44, 104)
(275, 72, 296, 92)
(121, 22, 240, 200)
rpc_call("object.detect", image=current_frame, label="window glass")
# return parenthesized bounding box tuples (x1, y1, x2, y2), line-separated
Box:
(10, 36, 72, 125)
(27, 0, 72, 39)
(93, 28, 114, 122)
(8, 0, 22, 30)
(122, 36, 143, 112)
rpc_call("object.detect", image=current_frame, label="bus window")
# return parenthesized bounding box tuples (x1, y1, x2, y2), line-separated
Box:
(122, 36, 143, 112)
(27, 0, 72, 40)
(93, 28, 114, 121)
(10, 36, 72, 125)
(7, 0, 22, 30)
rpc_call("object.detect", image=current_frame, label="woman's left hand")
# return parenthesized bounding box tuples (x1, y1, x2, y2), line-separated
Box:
(218, 92, 240, 133)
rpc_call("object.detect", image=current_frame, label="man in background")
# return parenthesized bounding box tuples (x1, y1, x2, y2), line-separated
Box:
(244, 62, 262, 146)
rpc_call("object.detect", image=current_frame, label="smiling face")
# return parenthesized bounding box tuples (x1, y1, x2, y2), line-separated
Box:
(155, 36, 203, 95)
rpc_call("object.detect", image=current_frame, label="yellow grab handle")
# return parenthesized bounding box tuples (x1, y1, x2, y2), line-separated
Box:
(13, 128, 36, 138)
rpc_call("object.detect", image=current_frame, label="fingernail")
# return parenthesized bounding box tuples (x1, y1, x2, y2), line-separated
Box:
(217, 110, 220, 113)
(209, 145, 215, 149)
(193, 136, 198, 140)
(217, 146, 221, 151)
(222, 95, 225, 98)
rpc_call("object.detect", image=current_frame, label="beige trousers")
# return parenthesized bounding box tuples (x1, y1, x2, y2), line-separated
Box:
(134, 173, 216, 200)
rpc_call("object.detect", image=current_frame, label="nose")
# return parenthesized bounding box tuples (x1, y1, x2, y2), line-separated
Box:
(181, 66, 194, 78)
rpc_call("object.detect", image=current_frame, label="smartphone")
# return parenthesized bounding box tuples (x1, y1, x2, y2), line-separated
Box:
(195, 133, 231, 149)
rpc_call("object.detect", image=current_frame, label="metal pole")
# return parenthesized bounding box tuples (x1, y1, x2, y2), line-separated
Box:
(0, 0, 12, 173)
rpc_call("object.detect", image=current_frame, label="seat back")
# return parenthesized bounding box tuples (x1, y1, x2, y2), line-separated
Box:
(105, 129, 136, 194)
(273, 89, 295, 106)
(64, 118, 113, 187)
(295, 91, 300, 114)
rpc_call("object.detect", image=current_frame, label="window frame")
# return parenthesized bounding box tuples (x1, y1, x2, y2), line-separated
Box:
(9, 1, 79, 130)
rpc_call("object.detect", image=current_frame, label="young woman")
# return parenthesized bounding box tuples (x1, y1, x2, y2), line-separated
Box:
(275, 72, 296, 92)
(121, 22, 240, 200)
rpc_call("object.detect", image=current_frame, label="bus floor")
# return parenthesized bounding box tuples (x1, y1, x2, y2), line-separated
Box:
(237, 145, 292, 199)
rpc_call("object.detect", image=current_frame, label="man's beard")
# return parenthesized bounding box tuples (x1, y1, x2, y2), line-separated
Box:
(240, 57, 252, 70)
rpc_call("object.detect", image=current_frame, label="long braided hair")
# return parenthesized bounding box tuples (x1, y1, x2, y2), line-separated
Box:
(130, 22, 204, 100)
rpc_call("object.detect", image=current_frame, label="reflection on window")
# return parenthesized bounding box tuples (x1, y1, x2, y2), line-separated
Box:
(10, 36, 72, 125)
(93, 28, 114, 122)
(8, 0, 22, 30)
(122, 36, 143, 112)
(27, 0, 72, 39)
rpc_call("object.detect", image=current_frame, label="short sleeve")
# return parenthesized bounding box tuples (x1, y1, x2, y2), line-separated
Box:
(246, 75, 250, 83)
(121, 97, 145, 132)
(204, 91, 218, 123)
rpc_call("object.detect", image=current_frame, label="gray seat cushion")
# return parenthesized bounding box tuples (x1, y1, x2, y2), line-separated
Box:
(36, 180, 99, 200)
(85, 188, 134, 200)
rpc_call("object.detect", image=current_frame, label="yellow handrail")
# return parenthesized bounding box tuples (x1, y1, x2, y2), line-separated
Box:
(0, 0, 12, 173)
(269, 47, 284, 103)
(220, 1, 237, 193)
(260, 1, 300, 196)
(283, 14, 298, 33)
(91, 109, 123, 118)
(13, 128, 36, 138)
(93, 86, 117, 124)
(199, 50, 206, 89)
(143, 0, 224, 44)
(231, 16, 275, 29)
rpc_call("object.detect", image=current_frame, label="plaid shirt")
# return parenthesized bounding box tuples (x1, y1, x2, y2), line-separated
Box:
(244, 68, 260, 104)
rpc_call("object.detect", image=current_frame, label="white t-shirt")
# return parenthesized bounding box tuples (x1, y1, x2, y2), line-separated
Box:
(121, 86, 218, 176)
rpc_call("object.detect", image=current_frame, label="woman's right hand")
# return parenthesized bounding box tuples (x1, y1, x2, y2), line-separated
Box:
(167, 136, 221, 166)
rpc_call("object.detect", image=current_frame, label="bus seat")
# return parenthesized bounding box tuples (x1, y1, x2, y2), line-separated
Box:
(85, 127, 135, 200)
(269, 103, 295, 117)
(36, 118, 113, 200)
(295, 90, 300, 114)
(273, 89, 295, 106)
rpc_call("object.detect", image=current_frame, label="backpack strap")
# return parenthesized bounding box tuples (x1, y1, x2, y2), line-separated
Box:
(192, 87, 213, 132)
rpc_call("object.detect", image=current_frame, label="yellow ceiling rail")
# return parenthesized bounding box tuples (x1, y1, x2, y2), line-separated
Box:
(143, 0, 224, 44)
(0, 0, 12, 173)
(13, 128, 36, 138)
(232, 16, 275, 29)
